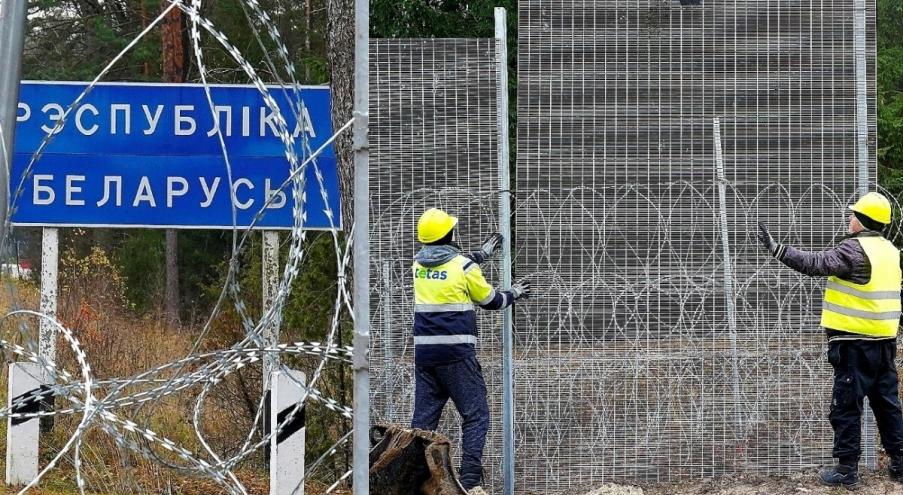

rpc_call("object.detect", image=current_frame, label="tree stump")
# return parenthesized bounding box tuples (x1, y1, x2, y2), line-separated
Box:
(370, 425, 468, 495)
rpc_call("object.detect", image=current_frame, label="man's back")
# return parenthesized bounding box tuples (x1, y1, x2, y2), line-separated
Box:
(412, 245, 495, 366)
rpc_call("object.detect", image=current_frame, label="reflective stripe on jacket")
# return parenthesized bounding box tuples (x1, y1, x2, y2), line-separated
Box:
(820, 236, 902, 337)
(413, 254, 496, 365)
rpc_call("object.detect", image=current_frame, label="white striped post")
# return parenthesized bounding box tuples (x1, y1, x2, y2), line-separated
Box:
(5, 363, 47, 486)
(269, 369, 306, 495)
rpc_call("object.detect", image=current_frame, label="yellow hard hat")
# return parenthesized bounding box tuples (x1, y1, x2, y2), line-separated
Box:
(417, 208, 458, 244)
(849, 191, 892, 225)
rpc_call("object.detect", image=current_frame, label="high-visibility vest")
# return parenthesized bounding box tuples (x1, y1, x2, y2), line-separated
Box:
(412, 254, 495, 364)
(820, 235, 902, 337)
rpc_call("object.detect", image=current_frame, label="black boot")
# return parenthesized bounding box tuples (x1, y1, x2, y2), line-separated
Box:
(819, 464, 860, 490)
(890, 456, 903, 482)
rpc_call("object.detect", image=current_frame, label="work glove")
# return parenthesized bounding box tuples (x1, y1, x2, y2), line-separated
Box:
(510, 282, 531, 300)
(478, 233, 503, 260)
(468, 233, 503, 264)
(757, 222, 780, 257)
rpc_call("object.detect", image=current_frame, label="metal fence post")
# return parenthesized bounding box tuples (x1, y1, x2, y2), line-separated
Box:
(852, 0, 877, 472)
(352, 0, 371, 492)
(495, 7, 515, 495)
(714, 119, 744, 458)
(0, 0, 28, 243)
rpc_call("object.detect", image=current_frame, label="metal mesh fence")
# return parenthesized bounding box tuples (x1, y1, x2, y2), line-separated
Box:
(515, 0, 877, 492)
(368, 38, 505, 488)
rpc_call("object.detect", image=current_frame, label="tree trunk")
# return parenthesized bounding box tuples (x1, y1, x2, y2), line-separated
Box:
(326, 0, 355, 475)
(304, 0, 312, 82)
(369, 426, 468, 495)
(161, 2, 185, 83)
(326, 0, 355, 234)
(162, 0, 185, 325)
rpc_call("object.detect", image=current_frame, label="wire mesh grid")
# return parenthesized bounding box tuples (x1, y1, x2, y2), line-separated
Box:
(368, 38, 506, 488)
(515, 0, 877, 492)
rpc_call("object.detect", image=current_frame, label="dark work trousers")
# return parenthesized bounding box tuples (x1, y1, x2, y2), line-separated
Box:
(829, 339, 903, 465)
(411, 355, 490, 490)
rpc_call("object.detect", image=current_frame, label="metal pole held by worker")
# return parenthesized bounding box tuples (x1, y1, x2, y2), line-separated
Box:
(352, 0, 370, 492)
(495, 7, 515, 495)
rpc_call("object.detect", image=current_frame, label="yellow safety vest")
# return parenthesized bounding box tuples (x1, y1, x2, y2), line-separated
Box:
(412, 255, 494, 312)
(821, 235, 902, 337)
(412, 254, 495, 364)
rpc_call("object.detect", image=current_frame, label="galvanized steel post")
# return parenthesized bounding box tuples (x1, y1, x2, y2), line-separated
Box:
(714, 118, 744, 453)
(0, 0, 28, 243)
(352, 0, 370, 491)
(853, 0, 877, 471)
(854, 0, 869, 198)
(496, 8, 515, 495)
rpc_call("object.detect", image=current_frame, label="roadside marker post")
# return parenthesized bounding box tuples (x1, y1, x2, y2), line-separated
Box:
(5, 363, 47, 486)
(269, 369, 306, 495)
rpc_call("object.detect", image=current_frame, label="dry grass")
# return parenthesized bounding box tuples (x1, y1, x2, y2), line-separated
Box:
(0, 253, 349, 495)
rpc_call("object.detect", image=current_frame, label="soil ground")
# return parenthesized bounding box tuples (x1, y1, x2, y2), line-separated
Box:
(586, 472, 903, 495)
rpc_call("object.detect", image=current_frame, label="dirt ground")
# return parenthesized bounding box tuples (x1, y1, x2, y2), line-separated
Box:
(585, 472, 903, 495)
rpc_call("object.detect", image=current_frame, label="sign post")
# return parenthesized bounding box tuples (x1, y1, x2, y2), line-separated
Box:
(262, 231, 280, 387)
(39, 228, 59, 362)
(38, 226, 59, 434)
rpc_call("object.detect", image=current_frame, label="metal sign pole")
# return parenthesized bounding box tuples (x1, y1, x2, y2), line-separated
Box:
(262, 231, 280, 387)
(39, 228, 59, 362)
(495, 7, 515, 495)
(261, 230, 280, 469)
(0, 0, 28, 242)
(351, 0, 370, 492)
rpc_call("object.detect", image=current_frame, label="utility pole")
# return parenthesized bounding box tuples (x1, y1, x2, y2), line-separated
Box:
(0, 0, 28, 243)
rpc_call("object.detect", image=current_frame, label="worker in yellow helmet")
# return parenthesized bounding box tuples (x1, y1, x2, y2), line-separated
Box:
(411, 208, 530, 495)
(759, 192, 903, 489)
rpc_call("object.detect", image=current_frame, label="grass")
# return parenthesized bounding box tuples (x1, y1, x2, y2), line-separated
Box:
(0, 264, 351, 495)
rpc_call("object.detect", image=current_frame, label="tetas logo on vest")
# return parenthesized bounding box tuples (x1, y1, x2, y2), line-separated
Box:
(413, 267, 448, 280)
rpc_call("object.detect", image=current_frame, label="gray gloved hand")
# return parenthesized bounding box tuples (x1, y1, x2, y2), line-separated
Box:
(478, 233, 503, 260)
(757, 222, 779, 256)
(510, 282, 531, 300)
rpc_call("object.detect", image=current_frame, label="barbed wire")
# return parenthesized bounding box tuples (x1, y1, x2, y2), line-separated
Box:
(0, 0, 358, 493)
(370, 182, 903, 492)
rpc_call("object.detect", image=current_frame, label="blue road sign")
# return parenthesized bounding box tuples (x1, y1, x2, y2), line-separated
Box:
(11, 81, 341, 230)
